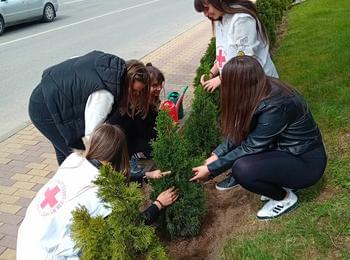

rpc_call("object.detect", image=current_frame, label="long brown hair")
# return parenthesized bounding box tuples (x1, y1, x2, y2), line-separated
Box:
(220, 56, 293, 144)
(84, 124, 130, 180)
(146, 62, 165, 110)
(194, 0, 269, 44)
(220, 56, 271, 144)
(119, 60, 150, 118)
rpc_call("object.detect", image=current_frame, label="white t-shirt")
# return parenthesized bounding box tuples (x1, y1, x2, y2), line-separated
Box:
(17, 153, 111, 260)
(84, 90, 114, 140)
(215, 13, 279, 78)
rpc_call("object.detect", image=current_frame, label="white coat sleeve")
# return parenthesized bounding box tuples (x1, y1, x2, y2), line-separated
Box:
(228, 16, 264, 64)
(84, 90, 114, 140)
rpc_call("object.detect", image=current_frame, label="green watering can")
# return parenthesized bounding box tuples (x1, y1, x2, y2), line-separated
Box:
(166, 86, 189, 119)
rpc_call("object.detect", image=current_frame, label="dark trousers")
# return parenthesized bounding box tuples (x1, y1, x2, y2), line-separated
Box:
(28, 88, 84, 165)
(231, 145, 327, 200)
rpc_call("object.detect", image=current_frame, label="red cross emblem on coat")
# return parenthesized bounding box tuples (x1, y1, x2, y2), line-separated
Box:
(216, 47, 227, 69)
(37, 180, 66, 216)
(40, 186, 60, 209)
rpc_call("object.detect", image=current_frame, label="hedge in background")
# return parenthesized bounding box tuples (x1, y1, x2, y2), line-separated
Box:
(71, 165, 168, 259)
(256, 0, 293, 45)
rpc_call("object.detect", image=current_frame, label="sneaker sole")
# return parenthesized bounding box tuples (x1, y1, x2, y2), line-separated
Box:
(215, 184, 239, 191)
(256, 201, 299, 221)
(260, 190, 299, 202)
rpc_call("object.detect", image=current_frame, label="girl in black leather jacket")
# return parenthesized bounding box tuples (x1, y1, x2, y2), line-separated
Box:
(191, 56, 327, 220)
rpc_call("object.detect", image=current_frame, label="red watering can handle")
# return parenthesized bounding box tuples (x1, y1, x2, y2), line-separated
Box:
(175, 86, 189, 113)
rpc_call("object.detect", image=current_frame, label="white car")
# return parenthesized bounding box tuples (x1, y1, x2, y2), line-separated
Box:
(0, 0, 59, 35)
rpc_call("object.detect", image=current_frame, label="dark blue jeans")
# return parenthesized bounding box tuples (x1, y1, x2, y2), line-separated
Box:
(231, 145, 327, 200)
(28, 87, 84, 165)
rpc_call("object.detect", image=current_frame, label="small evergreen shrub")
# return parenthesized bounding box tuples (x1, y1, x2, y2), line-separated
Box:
(151, 37, 218, 239)
(257, 0, 277, 44)
(151, 110, 206, 238)
(183, 86, 220, 158)
(256, 0, 293, 46)
(71, 164, 168, 260)
(193, 38, 216, 87)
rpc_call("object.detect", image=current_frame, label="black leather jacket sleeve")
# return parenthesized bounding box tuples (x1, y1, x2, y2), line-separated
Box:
(212, 138, 237, 157)
(141, 204, 160, 225)
(208, 105, 288, 178)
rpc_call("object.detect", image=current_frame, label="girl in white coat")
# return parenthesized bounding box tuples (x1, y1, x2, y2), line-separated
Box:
(17, 124, 178, 260)
(194, 0, 279, 190)
(194, 0, 279, 92)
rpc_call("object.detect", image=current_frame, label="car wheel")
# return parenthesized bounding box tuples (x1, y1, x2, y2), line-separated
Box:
(42, 3, 55, 22)
(0, 17, 4, 36)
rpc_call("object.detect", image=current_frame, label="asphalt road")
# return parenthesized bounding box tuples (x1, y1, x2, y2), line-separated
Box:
(0, 0, 203, 139)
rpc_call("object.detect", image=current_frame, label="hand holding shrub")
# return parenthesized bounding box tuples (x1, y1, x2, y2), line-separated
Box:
(154, 187, 179, 209)
(146, 170, 171, 179)
(190, 165, 210, 182)
(200, 75, 221, 93)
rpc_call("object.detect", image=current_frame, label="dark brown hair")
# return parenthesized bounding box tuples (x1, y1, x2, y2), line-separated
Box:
(146, 62, 165, 109)
(84, 124, 130, 180)
(119, 60, 150, 118)
(194, 0, 268, 44)
(220, 56, 293, 144)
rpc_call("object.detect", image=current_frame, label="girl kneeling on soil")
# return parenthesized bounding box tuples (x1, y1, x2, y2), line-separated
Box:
(195, 0, 279, 191)
(17, 124, 178, 259)
(191, 56, 327, 220)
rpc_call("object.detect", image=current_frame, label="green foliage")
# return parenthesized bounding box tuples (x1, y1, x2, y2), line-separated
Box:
(151, 36, 219, 239)
(193, 38, 216, 87)
(256, 0, 293, 45)
(151, 111, 207, 238)
(183, 86, 220, 158)
(71, 165, 168, 259)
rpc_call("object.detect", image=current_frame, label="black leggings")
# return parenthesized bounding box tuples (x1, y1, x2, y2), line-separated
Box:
(231, 145, 327, 200)
(28, 87, 84, 165)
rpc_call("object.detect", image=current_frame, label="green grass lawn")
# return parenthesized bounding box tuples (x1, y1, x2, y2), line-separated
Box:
(221, 0, 350, 258)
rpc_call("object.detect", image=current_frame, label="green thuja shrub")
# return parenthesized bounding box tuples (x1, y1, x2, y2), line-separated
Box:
(151, 36, 218, 239)
(183, 86, 220, 158)
(257, 0, 277, 45)
(151, 110, 206, 238)
(71, 164, 168, 260)
(193, 38, 216, 86)
(256, 0, 293, 46)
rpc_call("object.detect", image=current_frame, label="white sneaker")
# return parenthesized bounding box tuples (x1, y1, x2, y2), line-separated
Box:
(257, 190, 298, 220)
(260, 189, 298, 202)
(260, 195, 271, 202)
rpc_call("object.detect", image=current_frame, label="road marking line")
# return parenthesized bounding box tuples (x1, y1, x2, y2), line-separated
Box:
(0, 0, 161, 48)
(64, 0, 85, 4)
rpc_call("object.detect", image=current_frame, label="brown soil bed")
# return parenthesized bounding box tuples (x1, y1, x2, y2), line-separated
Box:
(160, 175, 267, 259)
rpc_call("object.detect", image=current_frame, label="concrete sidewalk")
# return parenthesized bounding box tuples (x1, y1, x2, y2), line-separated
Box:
(0, 21, 211, 259)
